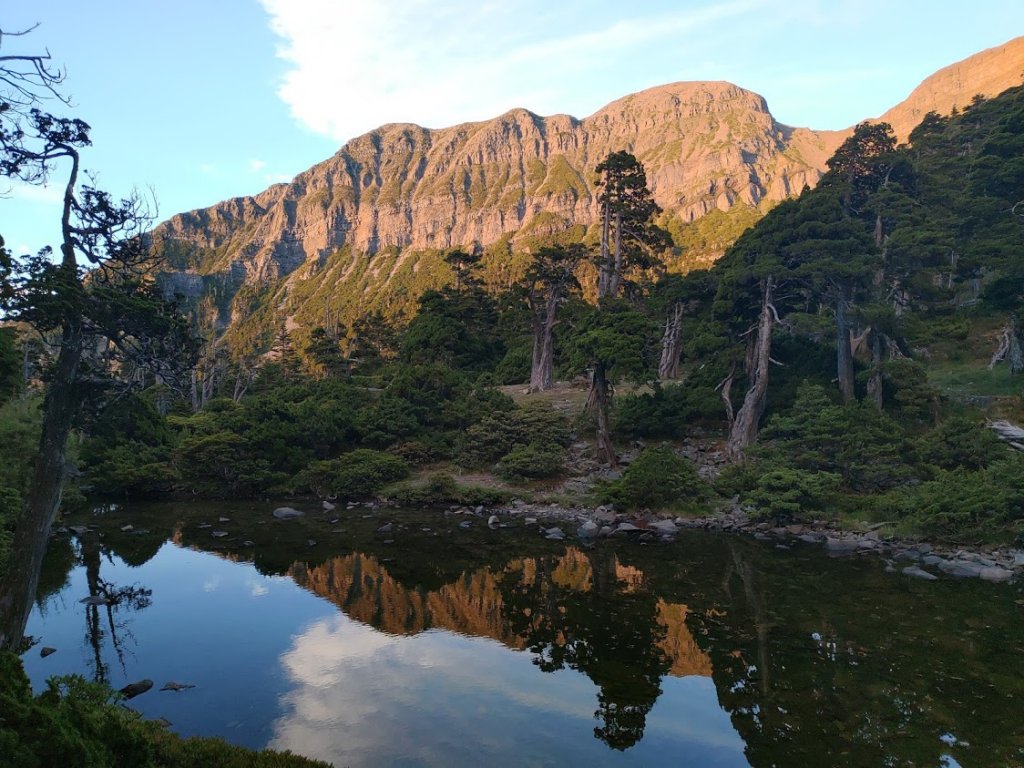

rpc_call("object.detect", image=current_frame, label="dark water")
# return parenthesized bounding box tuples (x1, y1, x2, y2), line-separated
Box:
(22, 501, 1024, 767)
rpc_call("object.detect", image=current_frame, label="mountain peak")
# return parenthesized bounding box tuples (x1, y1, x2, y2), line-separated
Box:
(879, 35, 1024, 140)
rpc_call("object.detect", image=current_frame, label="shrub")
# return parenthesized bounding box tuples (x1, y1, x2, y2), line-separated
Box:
(916, 415, 1008, 471)
(875, 454, 1024, 541)
(295, 449, 409, 498)
(743, 468, 841, 521)
(388, 472, 508, 507)
(496, 444, 567, 481)
(600, 446, 708, 511)
(459, 401, 572, 468)
(614, 384, 694, 439)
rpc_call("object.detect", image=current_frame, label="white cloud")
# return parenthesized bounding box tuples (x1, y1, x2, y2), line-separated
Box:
(257, 0, 767, 143)
(7, 183, 64, 204)
(249, 158, 267, 172)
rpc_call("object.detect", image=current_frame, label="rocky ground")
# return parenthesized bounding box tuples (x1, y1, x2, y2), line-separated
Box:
(438, 499, 1023, 585)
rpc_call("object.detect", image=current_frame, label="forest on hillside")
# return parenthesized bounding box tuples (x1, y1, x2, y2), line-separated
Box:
(3, 85, 1023, 559)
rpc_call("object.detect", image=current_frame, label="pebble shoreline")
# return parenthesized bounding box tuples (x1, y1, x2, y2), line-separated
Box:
(472, 500, 1023, 584)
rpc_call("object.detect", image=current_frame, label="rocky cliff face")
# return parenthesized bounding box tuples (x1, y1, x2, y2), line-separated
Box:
(158, 82, 841, 282)
(154, 38, 1024, 333)
(878, 36, 1024, 141)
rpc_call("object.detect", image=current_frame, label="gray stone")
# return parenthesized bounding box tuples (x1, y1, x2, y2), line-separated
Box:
(218, 517, 231, 522)
(598, 525, 615, 537)
(578, 521, 600, 538)
(272, 507, 304, 520)
(593, 507, 617, 525)
(525, 517, 538, 525)
(921, 555, 943, 566)
(120, 524, 134, 532)
(938, 559, 985, 578)
(459, 520, 472, 529)
(80, 595, 110, 606)
(69, 525, 90, 535)
(978, 566, 1014, 583)
(545, 527, 565, 540)
(649, 519, 678, 535)
(40, 646, 57, 658)
(902, 566, 938, 581)
(120, 679, 154, 699)
(160, 681, 196, 692)
(613, 522, 641, 535)
(798, 533, 822, 544)
(322, 501, 336, 512)
(488, 515, 500, 527)
(211, 531, 229, 538)
(1013, 551, 1024, 567)
(377, 522, 393, 534)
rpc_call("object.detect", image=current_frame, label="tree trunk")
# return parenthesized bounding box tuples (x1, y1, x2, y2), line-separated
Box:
(727, 277, 775, 461)
(609, 210, 623, 297)
(658, 302, 684, 380)
(1010, 315, 1023, 375)
(866, 328, 884, 409)
(836, 293, 855, 403)
(0, 321, 83, 650)
(529, 289, 560, 393)
(599, 199, 611, 297)
(587, 363, 616, 467)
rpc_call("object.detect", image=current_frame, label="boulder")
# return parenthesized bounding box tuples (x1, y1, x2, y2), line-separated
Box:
(40, 647, 57, 658)
(649, 520, 678, 535)
(578, 521, 599, 538)
(488, 515, 500, 528)
(160, 681, 196, 692)
(978, 566, 1014, 583)
(322, 501, 336, 512)
(120, 679, 154, 699)
(272, 507, 304, 520)
(902, 566, 938, 581)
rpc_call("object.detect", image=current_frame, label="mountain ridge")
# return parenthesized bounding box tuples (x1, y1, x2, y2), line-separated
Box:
(153, 37, 1024, 338)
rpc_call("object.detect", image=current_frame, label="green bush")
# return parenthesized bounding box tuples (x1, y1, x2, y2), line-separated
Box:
(743, 468, 841, 521)
(915, 415, 1008, 471)
(601, 446, 708, 511)
(459, 401, 571, 468)
(388, 472, 508, 507)
(294, 449, 409, 498)
(614, 384, 694, 439)
(875, 454, 1024, 541)
(496, 444, 567, 481)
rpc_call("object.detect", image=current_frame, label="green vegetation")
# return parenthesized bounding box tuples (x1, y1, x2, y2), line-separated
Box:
(600, 446, 708, 511)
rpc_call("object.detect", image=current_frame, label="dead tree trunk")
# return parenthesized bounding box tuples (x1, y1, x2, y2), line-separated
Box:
(835, 292, 855, 403)
(727, 277, 776, 461)
(587, 363, 616, 467)
(866, 328, 884, 409)
(529, 288, 560, 393)
(989, 316, 1023, 374)
(658, 302, 684, 380)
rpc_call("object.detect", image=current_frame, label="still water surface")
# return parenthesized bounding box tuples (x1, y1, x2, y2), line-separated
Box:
(22, 501, 1024, 767)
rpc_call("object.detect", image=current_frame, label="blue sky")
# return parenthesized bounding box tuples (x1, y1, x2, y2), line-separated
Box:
(3, 0, 1023, 255)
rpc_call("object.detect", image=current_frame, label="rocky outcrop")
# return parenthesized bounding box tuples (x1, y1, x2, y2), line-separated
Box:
(877, 36, 1024, 141)
(155, 82, 841, 293)
(153, 38, 1024, 334)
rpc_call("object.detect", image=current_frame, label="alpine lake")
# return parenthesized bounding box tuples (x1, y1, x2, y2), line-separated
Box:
(22, 500, 1024, 768)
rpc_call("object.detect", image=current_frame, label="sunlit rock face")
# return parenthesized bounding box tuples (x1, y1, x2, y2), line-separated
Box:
(153, 39, 1024, 333)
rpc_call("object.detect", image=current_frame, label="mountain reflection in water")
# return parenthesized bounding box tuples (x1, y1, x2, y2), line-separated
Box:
(22, 501, 1024, 767)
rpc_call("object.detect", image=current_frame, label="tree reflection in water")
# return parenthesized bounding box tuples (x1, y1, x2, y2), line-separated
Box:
(500, 547, 671, 750)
